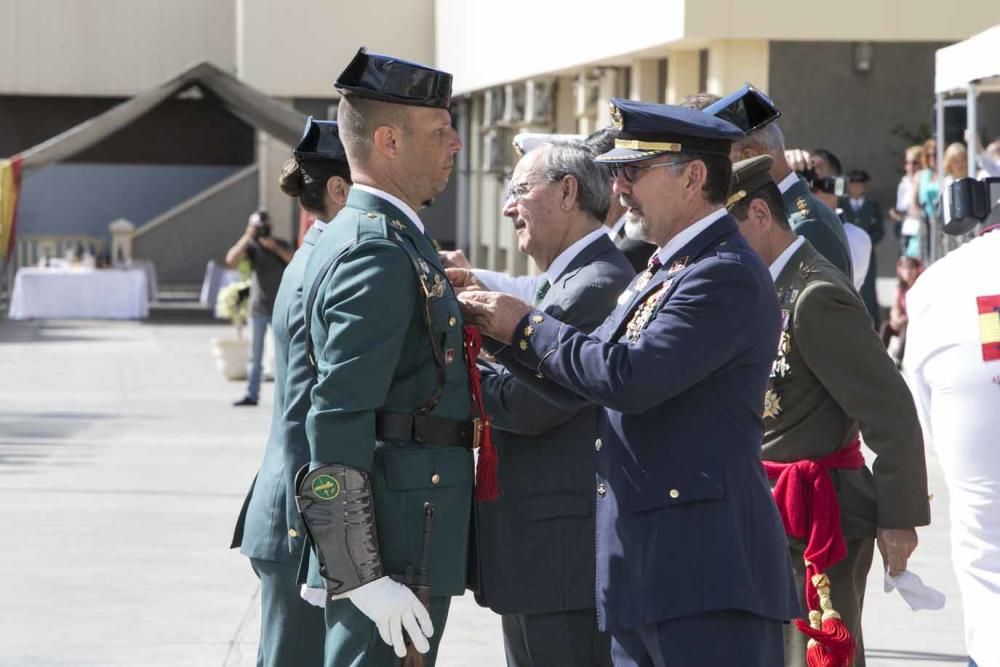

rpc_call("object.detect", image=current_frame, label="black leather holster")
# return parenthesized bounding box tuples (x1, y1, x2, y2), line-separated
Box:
(295, 463, 383, 596)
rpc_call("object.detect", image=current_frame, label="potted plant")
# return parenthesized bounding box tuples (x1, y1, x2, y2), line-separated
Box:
(210, 279, 251, 380)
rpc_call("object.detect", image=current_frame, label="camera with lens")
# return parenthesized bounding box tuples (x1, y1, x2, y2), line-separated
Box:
(946, 176, 1000, 235)
(253, 223, 272, 240)
(796, 167, 847, 197)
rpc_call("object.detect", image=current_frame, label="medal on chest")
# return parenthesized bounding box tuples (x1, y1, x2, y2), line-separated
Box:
(624, 280, 672, 343)
(763, 387, 783, 419)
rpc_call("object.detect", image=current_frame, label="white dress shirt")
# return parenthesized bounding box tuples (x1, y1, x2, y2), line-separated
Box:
(776, 172, 802, 195)
(653, 207, 728, 267)
(841, 223, 872, 290)
(768, 236, 806, 283)
(474, 227, 608, 301)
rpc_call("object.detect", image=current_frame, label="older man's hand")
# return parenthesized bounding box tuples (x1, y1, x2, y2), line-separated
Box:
(439, 249, 472, 269)
(457, 291, 533, 345)
(877, 527, 918, 576)
(445, 268, 485, 291)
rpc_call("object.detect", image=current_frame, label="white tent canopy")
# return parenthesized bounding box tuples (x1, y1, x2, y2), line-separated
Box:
(935, 24, 1000, 95)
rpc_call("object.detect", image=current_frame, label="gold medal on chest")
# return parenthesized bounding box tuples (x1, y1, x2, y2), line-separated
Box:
(763, 387, 783, 419)
(624, 281, 671, 342)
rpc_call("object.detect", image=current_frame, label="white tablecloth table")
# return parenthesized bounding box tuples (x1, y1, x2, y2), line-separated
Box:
(8, 267, 150, 320)
(199, 260, 242, 309)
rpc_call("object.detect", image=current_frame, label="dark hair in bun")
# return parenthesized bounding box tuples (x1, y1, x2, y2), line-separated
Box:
(278, 157, 352, 218)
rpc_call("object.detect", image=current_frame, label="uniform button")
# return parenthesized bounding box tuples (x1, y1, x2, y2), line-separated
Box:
(448, 316, 457, 327)
(595, 438, 602, 452)
(597, 483, 607, 497)
(431, 473, 441, 485)
(668, 489, 680, 499)
(288, 529, 299, 538)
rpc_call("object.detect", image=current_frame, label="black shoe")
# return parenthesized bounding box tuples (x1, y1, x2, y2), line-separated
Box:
(233, 396, 258, 407)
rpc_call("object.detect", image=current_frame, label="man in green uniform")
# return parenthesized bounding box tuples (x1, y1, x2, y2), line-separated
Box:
(296, 48, 484, 666)
(727, 155, 931, 667)
(231, 117, 352, 667)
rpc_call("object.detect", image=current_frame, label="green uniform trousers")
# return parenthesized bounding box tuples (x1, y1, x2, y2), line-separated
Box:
(250, 558, 326, 667)
(783, 537, 875, 667)
(324, 595, 451, 667)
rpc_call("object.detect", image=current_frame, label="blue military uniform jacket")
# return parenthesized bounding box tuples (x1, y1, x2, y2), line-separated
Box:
(232, 223, 324, 562)
(503, 214, 801, 630)
(473, 234, 634, 615)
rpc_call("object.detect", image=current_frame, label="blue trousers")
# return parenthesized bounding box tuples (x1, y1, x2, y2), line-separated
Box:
(324, 595, 451, 667)
(502, 608, 612, 667)
(245, 313, 269, 401)
(250, 558, 326, 667)
(609, 609, 784, 667)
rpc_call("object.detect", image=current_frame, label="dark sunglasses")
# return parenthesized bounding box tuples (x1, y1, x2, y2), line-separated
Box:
(610, 158, 693, 183)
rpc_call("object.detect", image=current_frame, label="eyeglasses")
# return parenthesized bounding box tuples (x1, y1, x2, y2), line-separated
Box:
(504, 179, 548, 203)
(609, 158, 693, 184)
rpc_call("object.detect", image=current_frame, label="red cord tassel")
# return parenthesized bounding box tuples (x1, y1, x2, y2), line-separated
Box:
(793, 573, 855, 667)
(462, 325, 500, 501)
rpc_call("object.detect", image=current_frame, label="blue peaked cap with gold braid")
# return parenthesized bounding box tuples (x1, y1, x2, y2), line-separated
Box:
(595, 98, 744, 164)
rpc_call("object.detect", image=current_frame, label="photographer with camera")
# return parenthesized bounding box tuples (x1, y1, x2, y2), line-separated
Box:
(225, 209, 293, 406)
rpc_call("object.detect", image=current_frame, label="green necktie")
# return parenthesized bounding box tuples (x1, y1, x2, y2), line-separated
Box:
(533, 278, 551, 306)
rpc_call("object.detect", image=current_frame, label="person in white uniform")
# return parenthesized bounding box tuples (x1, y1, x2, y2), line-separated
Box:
(903, 226, 1000, 667)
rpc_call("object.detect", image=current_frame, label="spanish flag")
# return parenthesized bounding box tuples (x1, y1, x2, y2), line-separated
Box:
(979, 295, 1000, 362)
(0, 156, 23, 261)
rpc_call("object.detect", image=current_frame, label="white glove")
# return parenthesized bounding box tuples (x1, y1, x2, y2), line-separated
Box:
(883, 568, 946, 611)
(336, 576, 434, 658)
(300, 585, 326, 608)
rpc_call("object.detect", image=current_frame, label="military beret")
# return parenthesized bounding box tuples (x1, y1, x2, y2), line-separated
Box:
(727, 155, 775, 208)
(335, 47, 452, 109)
(596, 98, 744, 164)
(294, 117, 348, 164)
(704, 83, 781, 134)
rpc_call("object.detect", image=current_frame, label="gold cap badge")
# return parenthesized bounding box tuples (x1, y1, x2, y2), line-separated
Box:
(609, 101, 624, 130)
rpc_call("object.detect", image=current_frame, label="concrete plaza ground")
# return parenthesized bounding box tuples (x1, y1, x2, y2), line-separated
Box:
(0, 314, 970, 666)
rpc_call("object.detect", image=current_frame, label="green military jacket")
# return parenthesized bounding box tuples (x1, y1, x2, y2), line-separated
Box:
(761, 239, 930, 537)
(783, 177, 853, 282)
(232, 223, 324, 562)
(301, 187, 473, 596)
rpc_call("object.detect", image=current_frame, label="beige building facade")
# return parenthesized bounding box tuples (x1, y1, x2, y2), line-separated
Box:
(436, 0, 1000, 275)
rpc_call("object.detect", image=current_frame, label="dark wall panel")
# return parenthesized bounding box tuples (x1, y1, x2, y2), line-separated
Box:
(768, 41, 1000, 275)
(0, 94, 254, 165)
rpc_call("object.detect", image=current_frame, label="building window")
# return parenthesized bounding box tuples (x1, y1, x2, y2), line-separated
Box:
(698, 49, 709, 93)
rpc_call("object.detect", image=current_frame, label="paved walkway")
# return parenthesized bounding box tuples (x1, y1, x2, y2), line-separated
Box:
(0, 316, 968, 666)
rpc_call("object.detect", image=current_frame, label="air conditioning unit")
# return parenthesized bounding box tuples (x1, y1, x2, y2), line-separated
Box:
(500, 83, 525, 127)
(481, 127, 511, 173)
(524, 79, 554, 126)
(482, 87, 504, 129)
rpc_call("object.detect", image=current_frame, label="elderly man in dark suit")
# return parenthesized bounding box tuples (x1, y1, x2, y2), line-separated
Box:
(459, 100, 800, 667)
(450, 139, 633, 666)
(727, 156, 929, 667)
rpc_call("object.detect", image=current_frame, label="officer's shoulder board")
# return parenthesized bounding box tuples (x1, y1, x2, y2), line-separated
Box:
(714, 239, 742, 263)
(355, 209, 391, 244)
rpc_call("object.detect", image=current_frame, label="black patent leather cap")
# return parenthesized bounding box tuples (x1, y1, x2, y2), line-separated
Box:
(294, 117, 349, 163)
(704, 83, 781, 134)
(335, 47, 452, 109)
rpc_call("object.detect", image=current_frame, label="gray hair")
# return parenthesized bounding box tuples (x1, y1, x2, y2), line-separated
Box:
(538, 140, 610, 221)
(739, 121, 785, 155)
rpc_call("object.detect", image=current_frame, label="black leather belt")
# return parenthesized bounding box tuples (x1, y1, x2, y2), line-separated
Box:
(375, 411, 479, 449)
